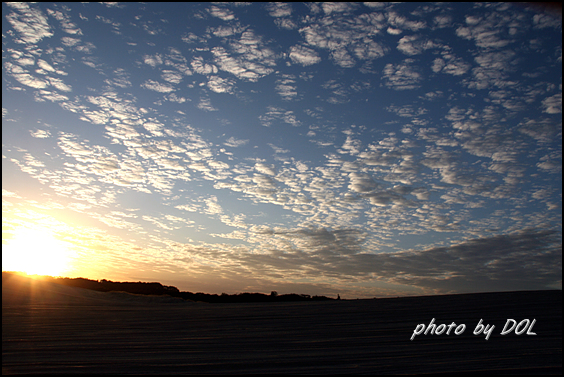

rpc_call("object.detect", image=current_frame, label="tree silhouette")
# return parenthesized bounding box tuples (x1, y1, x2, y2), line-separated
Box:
(5, 272, 334, 303)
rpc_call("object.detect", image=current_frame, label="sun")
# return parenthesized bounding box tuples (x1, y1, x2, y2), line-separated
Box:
(2, 227, 74, 276)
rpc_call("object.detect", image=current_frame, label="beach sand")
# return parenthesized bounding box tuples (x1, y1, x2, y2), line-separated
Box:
(3, 273, 561, 374)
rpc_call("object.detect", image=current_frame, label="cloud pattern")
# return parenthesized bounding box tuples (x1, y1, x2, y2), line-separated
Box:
(2, 2, 561, 297)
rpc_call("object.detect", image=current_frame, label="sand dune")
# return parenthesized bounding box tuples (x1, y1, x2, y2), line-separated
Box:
(2, 273, 191, 307)
(3, 273, 561, 374)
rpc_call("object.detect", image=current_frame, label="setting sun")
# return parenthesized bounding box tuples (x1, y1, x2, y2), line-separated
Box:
(2, 228, 74, 276)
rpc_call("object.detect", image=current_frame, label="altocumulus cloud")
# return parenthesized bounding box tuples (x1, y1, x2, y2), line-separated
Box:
(2, 2, 561, 298)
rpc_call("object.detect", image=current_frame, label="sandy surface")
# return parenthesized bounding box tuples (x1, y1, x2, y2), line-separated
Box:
(3, 274, 562, 374)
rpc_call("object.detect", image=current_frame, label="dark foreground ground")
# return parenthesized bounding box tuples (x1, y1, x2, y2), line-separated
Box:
(2, 274, 562, 374)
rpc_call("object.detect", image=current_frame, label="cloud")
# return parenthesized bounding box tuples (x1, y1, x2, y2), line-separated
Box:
(339, 136, 362, 155)
(260, 106, 301, 127)
(5, 54, 73, 94)
(143, 121, 165, 136)
(281, 226, 367, 256)
(456, 13, 513, 49)
(434, 14, 452, 28)
(322, 3, 358, 15)
(211, 45, 273, 81)
(57, 133, 121, 179)
(104, 68, 132, 88)
(274, 18, 297, 30)
(208, 5, 235, 21)
(542, 93, 562, 114)
(30, 129, 51, 138)
(365, 189, 414, 207)
(161, 70, 183, 84)
(248, 174, 278, 199)
(143, 54, 163, 67)
(141, 80, 175, 93)
(46, 8, 82, 35)
(299, 12, 388, 67)
(532, 188, 552, 200)
(352, 39, 387, 60)
(288, 45, 321, 66)
(348, 172, 380, 193)
(269, 143, 290, 155)
(113, 159, 146, 186)
(387, 104, 427, 118)
(358, 229, 560, 292)
(452, 119, 524, 167)
(537, 154, 562, 173)
(210, 30, 276, 82)
(386, 11, 426, 32)
(236, 226, 561, 293)
(60, 36, 80, 47)
(191, 57, 218, 75)
(5, 62, 49, 89)
(533, 12, 562, 29)
(48, 77, 72, 92)
(206, 75, 235, 93)
(331, 49, 356, 68)
(465, 50, 517, 90)
(224, 137, 249, 148)
(397, 35, 437, 56)
(210, 25, 239, 38)
(9, 51, 35, 66)
(382, 59, 422, 90)
(61, 37, 96, 53)
(197, 97, 218, 112)
(175, 204, 199, 212)
(275, 75, 298, 100)
(265, 3, 292, 18)
(255, 162, 276, 176)
(5, 3, 53, 45)
(143, 215, 175, 231)
(431, 54, 470, 76)
(204, 196, 223, 215)
(321, 80, 353, 104)
(37, 59, 56, 72)
(94, 14, 122, 34)
(519, 118, 562, 143)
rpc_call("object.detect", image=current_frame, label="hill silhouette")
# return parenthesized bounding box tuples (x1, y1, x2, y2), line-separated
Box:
(2, 272, 334, 303)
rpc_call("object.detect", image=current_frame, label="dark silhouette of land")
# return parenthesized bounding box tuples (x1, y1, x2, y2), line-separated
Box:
(2, 272, 561, 374)
(2, 272, 334, 303)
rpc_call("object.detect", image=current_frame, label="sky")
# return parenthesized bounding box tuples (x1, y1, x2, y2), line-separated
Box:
(2, 2, 562, 298)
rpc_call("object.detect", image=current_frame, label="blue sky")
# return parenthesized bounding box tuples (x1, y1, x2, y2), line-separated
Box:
(2, 2, 562, 298)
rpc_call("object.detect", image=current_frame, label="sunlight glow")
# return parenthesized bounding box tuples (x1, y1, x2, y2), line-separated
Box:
(2, 228, 75, 276)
